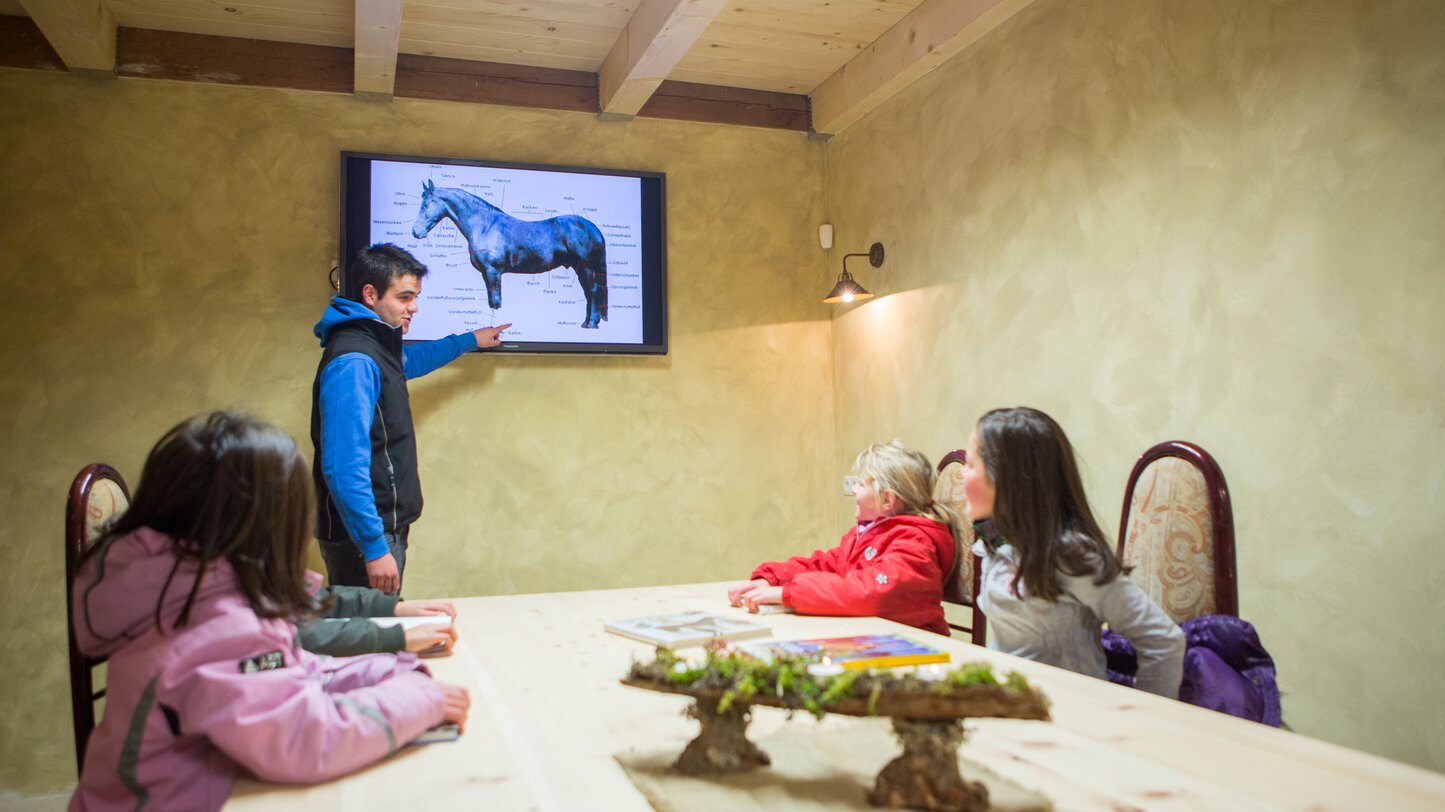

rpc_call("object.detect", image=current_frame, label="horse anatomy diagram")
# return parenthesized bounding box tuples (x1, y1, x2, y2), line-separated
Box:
(368, 160, 645, 344)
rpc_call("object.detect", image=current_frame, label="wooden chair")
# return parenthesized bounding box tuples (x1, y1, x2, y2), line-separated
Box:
(934, 451, 986, 646)
(1117, 442, 1237, 623)
(66, 463, 131, 775)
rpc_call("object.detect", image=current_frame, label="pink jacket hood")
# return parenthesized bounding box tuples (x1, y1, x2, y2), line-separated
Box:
(72, 526, 244, 658)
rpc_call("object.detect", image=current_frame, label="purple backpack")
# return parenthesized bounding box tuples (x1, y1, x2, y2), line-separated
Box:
(1102, 614, 1282, 727)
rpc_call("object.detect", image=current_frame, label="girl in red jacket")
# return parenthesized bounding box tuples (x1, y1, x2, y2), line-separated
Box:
(727, 441, 962, 635)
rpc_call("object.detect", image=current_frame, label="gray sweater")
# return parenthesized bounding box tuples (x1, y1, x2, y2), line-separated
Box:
(974, 539, 1186, 698)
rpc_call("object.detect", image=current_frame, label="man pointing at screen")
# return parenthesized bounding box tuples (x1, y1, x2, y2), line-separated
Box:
(311, 243, 511, 593)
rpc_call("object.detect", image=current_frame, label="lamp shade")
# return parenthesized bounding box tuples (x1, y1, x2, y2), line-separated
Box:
(824, 242, 884, 304)
(823, 272, 873, 303)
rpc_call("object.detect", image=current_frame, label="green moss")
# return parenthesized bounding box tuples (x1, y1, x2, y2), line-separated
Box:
(948, 662, 1002, 687)
(630, 646, 1043, 720)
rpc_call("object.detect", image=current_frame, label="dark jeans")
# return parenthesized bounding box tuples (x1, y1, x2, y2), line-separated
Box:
(318, 525, 410, 596)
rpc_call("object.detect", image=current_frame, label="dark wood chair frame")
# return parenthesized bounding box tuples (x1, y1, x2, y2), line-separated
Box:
(1117, 441, 1238, 618)
(937, 451, 987, 646)
(66, 463, 131, 776)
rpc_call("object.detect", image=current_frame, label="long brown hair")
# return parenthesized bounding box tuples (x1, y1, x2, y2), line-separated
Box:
(81, 411, 326, 629)
(975, 407, 1122, 601)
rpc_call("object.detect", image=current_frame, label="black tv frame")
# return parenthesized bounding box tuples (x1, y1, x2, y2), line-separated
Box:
(340, 151, 668, 356)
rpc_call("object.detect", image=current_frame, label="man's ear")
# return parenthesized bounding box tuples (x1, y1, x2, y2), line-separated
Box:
(361, 283, 379, 307)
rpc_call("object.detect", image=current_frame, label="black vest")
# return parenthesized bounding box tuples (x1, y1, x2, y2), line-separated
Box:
(311, 318, 423, 540)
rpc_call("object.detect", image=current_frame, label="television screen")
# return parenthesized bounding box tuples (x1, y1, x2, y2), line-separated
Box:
(340, 151, 667, 355)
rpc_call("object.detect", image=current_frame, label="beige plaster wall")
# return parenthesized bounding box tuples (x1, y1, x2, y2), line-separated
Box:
(824, 0, 1445, 772)
(0, 71, 835, 794)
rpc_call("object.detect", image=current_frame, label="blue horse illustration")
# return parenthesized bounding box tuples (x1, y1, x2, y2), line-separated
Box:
(411, 181, 608, 328)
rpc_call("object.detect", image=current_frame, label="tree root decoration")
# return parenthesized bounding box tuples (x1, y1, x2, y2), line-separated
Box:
(622, 647, 1051, 807)
(675, 698, 772, 774)
(868, 719, 987, 812)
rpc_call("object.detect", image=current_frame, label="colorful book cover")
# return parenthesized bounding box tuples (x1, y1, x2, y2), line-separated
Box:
(740, 634, 950, 670)
(604, 611, 772, 648)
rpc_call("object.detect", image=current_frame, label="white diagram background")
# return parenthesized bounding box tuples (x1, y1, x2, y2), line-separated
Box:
(368, 159, 645, 344)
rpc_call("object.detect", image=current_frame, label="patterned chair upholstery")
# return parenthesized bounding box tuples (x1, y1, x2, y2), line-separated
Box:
(1117, 442, 1237, 623)
(66, 464, 131, 775)
(934, 450, 986, 645)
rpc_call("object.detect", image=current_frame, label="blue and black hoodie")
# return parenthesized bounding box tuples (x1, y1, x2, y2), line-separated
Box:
(310, 296, 478, 560)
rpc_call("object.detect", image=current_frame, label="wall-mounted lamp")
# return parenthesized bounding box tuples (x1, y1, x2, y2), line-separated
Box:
(823, 242, 884, 304)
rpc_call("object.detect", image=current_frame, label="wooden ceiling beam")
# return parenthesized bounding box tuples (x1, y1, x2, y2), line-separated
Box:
(598, 0, 727, 117)
(808, 0, 1037, 135)
(354, 0, 402, 98)
(16, 0, 117, 73)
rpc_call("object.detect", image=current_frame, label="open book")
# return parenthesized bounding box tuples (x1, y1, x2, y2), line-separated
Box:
(604, 611, 772, 648)
(366, 616, 453, 630)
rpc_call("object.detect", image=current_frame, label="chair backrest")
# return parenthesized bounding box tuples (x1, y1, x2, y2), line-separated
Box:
(933, 450, 986, 646)
(1117, 442, 1237, 623)
(66, 463, 131, 776)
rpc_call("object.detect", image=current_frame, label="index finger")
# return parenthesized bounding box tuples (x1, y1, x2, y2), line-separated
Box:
(494, 323, 513, 331)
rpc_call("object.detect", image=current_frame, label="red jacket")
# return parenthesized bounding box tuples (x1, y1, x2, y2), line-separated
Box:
(752, 515, 956, 636)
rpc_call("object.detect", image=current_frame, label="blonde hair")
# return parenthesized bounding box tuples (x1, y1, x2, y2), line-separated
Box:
(852, 440, 965, 551)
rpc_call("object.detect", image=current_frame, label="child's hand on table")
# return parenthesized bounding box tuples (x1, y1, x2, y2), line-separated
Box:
(404, 622, 457, 656)
(740, 585, 784, 613)
(396, 599, 457, 621)
(437, 681, 471, 732)
(727, 579, 769, 607)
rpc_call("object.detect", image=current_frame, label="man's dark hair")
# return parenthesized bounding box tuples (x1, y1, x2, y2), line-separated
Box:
(346, 243, 429, 300)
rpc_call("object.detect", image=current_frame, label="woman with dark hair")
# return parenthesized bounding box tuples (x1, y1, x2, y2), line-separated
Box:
(960, 407, 1185, 697)
(70, 411, 469, 812)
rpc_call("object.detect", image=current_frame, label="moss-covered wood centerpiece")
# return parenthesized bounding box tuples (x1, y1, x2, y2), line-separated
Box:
(621, 646, 1051, 812)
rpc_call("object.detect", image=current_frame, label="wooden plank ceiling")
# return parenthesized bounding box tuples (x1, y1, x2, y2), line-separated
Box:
(2, 0, 1036, 134)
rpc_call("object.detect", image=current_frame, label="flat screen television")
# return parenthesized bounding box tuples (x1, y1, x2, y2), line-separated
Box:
(340, 151, 667, 355)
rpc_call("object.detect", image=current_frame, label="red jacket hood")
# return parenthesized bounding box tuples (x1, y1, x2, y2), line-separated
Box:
(863, 514, 957, 572)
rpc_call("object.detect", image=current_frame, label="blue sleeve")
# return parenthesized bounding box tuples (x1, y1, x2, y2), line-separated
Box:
(402, 332, 479, 379)
(317, 354, 389, 560)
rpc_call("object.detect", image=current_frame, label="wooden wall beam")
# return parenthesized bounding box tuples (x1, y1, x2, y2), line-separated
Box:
(0, 14, 66, 72)
(115, 28, 352, 93)
(16, 0, 116, 72)
(354, 0, 402, 99)
(598, 0, 726, 117)
(809, 0, 1037, 135)
(639, 80, 809, 132)
(394, 54, 597, 112)
(21, 25, 807, 132)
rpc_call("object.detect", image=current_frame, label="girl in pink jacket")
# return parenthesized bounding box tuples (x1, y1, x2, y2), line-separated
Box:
(70, 412, 470, 812)
(728, 441, 962, 635)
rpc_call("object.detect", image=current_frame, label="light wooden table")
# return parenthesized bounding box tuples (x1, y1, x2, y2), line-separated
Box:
(228, 582, 1445, 811)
